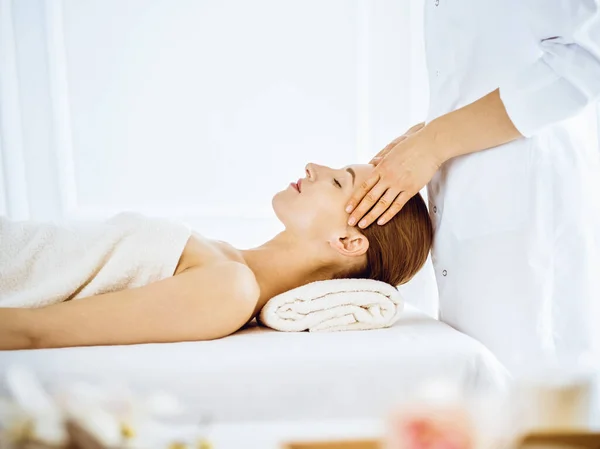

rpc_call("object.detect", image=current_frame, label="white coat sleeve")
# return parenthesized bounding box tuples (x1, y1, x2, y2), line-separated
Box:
(499, 0, 600, 137)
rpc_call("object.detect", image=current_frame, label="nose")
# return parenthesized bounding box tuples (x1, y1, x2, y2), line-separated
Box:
(305, 163, 315, 179)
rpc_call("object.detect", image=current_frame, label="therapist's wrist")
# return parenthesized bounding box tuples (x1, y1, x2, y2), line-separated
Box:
(417, 90, 523, 163)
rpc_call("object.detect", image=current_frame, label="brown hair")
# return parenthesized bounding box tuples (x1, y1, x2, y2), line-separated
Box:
(342, 193, 433, 286)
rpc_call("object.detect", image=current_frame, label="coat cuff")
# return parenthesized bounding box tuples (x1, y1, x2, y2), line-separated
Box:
(499, 36, 600, 137)
(499, 57, 590, 138)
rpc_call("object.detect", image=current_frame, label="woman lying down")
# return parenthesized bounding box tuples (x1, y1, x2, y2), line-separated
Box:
(0, 163, 433, 350)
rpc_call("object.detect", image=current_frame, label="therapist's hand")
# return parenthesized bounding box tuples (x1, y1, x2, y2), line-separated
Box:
(370, 122, 425, 166)
(346, 89, 523, 228)
(346, 122, 443, 228)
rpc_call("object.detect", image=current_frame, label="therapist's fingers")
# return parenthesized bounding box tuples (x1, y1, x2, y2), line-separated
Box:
(347, 180, 388, 228)
(369, 123, 424, 166)
(406, 122, 426, 136)
(345, 172, 380, 216)
(369, 136, 407, 165)
(369, 144, 394, 164)
(369, 151, 386, 166)
(371, 157, 383, 167)
(355, 188, 402, 229)
(376, 191, 411, 225)
(370, 146, 393, 166)
(370, 154, 386, 166)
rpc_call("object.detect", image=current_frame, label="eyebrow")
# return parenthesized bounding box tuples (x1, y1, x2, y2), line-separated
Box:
(346, 168, 356, 185)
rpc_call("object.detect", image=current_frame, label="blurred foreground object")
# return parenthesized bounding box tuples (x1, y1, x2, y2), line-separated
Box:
(0, 366, 212, 449)
(384, 372, 599, 449)
(385, 381, 484, 449)
(516, 431, 600, 449)
(511, 356, 598, 433)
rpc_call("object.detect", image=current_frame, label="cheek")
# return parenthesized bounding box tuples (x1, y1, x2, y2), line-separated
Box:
(272, 188, 317, 226)
(293, 193, 324, 228)
(301, 190, 347, 229)
(273, 187, 348, 231)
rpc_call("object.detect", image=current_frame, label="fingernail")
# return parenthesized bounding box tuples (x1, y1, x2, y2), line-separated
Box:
(358, 220, 367, 228)
(377, 219, 385, 225)
(345, 205, 353, 213)
(348, 217, 356, 226)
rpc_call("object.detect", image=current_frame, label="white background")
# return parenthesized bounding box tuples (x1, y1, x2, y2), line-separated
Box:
(0, 0, 598, 317)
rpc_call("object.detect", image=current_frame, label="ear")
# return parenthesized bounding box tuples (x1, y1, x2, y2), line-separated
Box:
(330, 229, 369, 257)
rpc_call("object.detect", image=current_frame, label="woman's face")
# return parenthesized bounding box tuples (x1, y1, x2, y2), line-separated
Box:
(272, 163, 374, 240)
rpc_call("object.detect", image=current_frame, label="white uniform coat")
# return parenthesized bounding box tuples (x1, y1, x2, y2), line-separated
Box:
(425, 0, 600, 371)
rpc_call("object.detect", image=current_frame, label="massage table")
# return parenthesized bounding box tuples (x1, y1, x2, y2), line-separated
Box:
(0, 305, 509, 422)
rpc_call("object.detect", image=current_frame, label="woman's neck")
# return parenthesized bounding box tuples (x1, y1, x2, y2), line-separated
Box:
(240, 232, 337, 313)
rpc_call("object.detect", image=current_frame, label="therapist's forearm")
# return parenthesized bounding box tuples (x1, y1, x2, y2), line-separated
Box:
(422, 89, 523, 163)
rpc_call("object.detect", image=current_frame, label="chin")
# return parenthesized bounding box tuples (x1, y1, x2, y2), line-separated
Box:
(272, 190, 291, 225)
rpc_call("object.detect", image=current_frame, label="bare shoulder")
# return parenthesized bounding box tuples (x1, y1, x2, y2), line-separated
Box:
(213, 261, 259, 300)
(175, 231, 246, 273)
(182, 261, 260, 335)
(179, 259, 258, 291)
(174, 233, 259, 322)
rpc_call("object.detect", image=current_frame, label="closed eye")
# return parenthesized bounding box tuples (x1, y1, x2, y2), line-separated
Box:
(333, 178, 342, 188)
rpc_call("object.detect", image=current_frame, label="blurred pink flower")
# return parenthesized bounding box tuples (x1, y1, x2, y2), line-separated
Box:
(388, 409, 475, 449)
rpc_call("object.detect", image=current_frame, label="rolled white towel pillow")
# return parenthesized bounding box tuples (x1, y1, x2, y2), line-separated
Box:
(259, 278, 404, 332)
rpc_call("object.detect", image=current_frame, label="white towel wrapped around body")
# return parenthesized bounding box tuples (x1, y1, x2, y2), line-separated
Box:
(0, 213, 191, 308)
(259, 278, 403, 332)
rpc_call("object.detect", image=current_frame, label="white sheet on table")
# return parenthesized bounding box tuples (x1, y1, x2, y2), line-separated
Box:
(0, 305, 509, 422)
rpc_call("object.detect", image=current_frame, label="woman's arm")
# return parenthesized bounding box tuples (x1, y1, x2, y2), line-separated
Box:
(0, 308, 34, 349)
(0, 262, 259, 350)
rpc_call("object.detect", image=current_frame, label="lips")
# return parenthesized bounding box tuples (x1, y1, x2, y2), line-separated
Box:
(297, 179, 302, 192)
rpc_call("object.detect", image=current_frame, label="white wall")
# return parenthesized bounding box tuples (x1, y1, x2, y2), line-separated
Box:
(0, 0, 440, 315)
(3, 0, 598, 318)
(5, 0, 421, 233)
